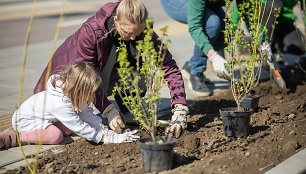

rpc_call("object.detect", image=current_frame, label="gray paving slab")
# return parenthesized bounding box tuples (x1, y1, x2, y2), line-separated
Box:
(0, 40, 65, 116)
(1, 145, 58, 167)
(0, 0, 112, 22)
(0, 149, 23, 168)
(0, 136, 79, 173)
(0, 159, 34, 174)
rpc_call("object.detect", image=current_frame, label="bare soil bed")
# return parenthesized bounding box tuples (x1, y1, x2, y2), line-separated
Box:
(7, 78, 306, 174)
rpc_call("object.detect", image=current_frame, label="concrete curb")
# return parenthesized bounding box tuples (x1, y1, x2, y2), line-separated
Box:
(264, 148, 306, 174)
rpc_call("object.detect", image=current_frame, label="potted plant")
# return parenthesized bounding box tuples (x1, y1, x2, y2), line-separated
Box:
(220, 0, 279, 137)
(113, 18, 176, 173)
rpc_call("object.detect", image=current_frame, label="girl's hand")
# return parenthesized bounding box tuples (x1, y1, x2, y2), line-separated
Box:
(103, 130, 139, 144)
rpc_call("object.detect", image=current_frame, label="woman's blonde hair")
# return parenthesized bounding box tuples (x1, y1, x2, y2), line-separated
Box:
(58, 61, 102, 112)
(116, 0, 148, 24)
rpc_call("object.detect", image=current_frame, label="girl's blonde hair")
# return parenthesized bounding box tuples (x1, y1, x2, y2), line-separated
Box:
(116, 0, 148, 24)
(58, 61, 102, 112)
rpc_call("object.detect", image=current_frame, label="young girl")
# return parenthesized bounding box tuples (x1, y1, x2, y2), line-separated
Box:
(33, 0, 189, 138)
(0, 61, 138, 149)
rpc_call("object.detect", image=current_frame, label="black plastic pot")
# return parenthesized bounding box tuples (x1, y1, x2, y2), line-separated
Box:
(138, 136, 176, 173)
(241, 94, 260, 111)
(219, 107, 253, 138)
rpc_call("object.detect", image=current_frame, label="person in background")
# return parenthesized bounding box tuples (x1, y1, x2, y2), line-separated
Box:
(271, 0, 306, 85)
(271, 0, 305, 58)
(0, 61, 139, 149)
(231, 0, 305, 87)
(231, 0, 305, 60)
(160, 0, 230, 95)
(34, 0, 189, 139)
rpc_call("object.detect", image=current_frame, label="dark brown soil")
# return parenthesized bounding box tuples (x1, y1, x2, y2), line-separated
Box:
(7, 79, 306, 174)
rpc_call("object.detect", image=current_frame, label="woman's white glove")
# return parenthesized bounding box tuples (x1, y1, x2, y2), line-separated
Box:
(102, 104, 126, 133)
(103, 129, 140, 144)
(165, 105, 189, 138)
(209, 52, 230, 80)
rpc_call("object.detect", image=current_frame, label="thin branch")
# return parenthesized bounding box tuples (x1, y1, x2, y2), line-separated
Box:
(296, 60, 306, 74)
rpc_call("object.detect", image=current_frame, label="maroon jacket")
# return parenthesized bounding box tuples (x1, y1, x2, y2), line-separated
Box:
(34, 1, 187, 113)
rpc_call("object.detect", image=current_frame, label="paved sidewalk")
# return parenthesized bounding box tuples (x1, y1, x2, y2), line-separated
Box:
(0, 136, 79, 173)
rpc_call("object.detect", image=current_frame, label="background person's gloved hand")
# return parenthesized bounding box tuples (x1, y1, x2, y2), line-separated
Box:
(102, 104, 126, 134)
(209, 52, 230, 80)
(259, 42, 273, 62)
(259, 42, 286, 89)
(103, 129, 140, 144)
(165, 104, 189, 138)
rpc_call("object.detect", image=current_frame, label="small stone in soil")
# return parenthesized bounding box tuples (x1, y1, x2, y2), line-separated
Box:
(288, 113, 296, 119)
(289, 130, 296, 135)
(183, 135, 199, 150)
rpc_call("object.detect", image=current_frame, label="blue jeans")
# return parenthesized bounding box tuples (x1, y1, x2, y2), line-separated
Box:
(160, 0, 225, 75)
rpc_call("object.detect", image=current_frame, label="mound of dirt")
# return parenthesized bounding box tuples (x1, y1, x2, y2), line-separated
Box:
(6, 80, 306, 174)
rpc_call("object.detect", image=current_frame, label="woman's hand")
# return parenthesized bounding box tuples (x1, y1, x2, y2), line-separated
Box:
(165, 104, 189, 138)
(102, 104, 126, 133)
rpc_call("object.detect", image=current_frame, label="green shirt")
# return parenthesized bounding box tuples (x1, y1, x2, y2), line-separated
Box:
(280, 0, 298, 24)
(188, 0, 213, 55)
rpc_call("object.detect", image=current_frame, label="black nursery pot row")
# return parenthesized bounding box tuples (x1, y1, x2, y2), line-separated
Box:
(219, 95, 260, 138)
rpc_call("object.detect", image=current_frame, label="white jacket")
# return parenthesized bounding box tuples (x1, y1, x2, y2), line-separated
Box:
(12, 75, 104, 143)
